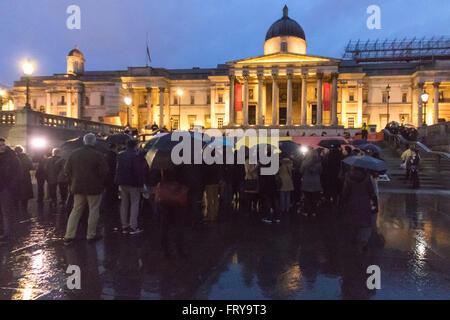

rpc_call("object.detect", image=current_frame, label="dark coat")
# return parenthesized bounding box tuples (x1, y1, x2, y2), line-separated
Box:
(0, 147, 21, 193)
(35, 156, 48, 181)
(341, 169, 375, 228)
(16, 153, 34, 200)
(46, 155, 66, 184)
(115, 147, 149, 188)
(104, 150, 117, 186)
(64, 145, 109, 195)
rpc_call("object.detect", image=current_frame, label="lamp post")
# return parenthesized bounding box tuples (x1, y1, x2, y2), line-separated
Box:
(421, 91, 429, 125)
(124, 96, 132, 126)
(386, 84, 391, 124)
(23, 59, 34, 109)
(177, 89, 183, 130)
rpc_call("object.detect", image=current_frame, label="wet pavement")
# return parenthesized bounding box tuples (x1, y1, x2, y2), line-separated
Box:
(1, 191, 450, 300)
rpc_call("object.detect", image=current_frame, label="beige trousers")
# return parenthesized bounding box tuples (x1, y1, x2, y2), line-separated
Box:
(65, 193, 102, 240)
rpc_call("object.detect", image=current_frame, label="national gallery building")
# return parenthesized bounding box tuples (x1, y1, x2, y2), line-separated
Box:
(11, 6, 450, 132)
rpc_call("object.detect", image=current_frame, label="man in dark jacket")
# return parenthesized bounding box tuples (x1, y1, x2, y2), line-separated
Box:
(102, 143, 119, 231)
(115, 139, 148, 234)
(0, 138, 21, 242)
(64, 133, 109, 244)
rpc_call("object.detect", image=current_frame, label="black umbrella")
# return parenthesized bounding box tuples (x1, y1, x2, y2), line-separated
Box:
(60, 136, 109, 160)
(105, 133, 133, 147)
(359, 143, 381, 153)
(352, 139, 368, 146)
(279, 140, 300, 157)
(342, 156, 387, 173)
(317, 139, 346, 149)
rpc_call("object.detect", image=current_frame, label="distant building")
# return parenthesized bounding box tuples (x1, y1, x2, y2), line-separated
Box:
(12, 6, 450, 131)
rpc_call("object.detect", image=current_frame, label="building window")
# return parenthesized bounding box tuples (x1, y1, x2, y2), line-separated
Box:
(363, 91, 368, 103)
(171, 116, 180, 130)
(100, 95, 105, 106)
(439, 91, 445, 102)
(59, 111, 67, 116)
(402, 93, 407, 103)
(314, 88, 317, 98)
(33, 99, 37, 109)
(174, 96, 178, 105)
(347, 117, 355, 128)
(190, 95, 195, 105)
(188, 115, 196, 131)
(217, 117, 224, 128)
(61, 96, 65, 105)
(39, 105, 45, 113)
(281, 41, 288, 52)
(349, 92, 354, 102)
(399, 114, 410, 124)
(207, 94, 211, 105)
(382, 92, 388, 104)
(218, 93, 223, 103)
(85, 96, 90, 106)
(249, 89, 254, 100)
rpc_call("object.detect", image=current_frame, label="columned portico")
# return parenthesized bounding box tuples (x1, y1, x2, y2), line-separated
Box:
(331, 73, 338, 126)
(159, 87, 165, 127)
(434, 81, 440, 124)
(228, 75, 235, 126)
(301, 73, 307, 125)
(271, 70, 278, 126)
(257, 71, 264, 125)
(286, 70, 293, 126)
(243, 73, 249, 126)
(316, 73, 323, 125)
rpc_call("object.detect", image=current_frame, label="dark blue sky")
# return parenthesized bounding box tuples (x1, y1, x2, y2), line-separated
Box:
(1, 0, 448, 86)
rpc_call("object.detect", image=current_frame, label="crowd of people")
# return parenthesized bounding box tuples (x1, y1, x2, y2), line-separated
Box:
(0, 132, 387, 255)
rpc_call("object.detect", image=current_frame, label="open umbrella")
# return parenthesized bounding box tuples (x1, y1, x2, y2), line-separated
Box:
(143, 132, 169, 150)
(279, 140, 300, 157)
(359, 143, 381, 153)
(342, 156, 387, 173)
(352, 139, 368, 146)
(403, 123, 415, 128)
(105, 133, 133, 147)
(60, 136, 109, 160)
(317, 139, 346, 149)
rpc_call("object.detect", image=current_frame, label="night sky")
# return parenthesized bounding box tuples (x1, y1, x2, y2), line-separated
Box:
(0, 0, 448, 86)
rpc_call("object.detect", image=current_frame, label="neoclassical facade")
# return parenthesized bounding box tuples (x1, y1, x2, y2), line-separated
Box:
(11, 6, 450, 132)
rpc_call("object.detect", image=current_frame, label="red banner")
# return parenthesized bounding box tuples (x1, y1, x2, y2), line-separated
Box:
(235, 84, 242, 111)
(323, 83, 331, 111)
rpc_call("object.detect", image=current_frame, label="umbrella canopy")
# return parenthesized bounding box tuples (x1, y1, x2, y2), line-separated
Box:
(403, 123, 415, 128)
(279, 140, 300, 157)
(317, 139, 347, 149)
(105, 133, 133, 147)
(342, 156, 387, 173)
(143, 132, 169, 150)
(205, 136, 234, 148)
(359, 143, 381, 153)
(60, 136, 109, 160)
(352, 139, 368, 146)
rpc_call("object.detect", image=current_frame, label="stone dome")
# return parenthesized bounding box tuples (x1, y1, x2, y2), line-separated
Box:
(265, 5, 306, 42)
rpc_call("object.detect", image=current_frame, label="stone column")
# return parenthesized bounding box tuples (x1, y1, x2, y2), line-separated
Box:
(159, 87, 165, 128)
(301, 73, 307, 125)
(286, 70, 293, 126)
(46, 92, 51, 114)
(66, 90, 72, 118)
(146, 87, 152, 126)
(331, 73, 338, 126)
(76, 89, 83, 119)
(272, 69, 278, 126)
(341, 84, 347, 126)
(434, 81, 440, 124)
(243, 74, 249, 126)
(316, 73, 323, 126)
(418, 83, 424, 127)
(257, 70, 264, 126)
(228, 75, 235, 126)
(357, 83, 363, 127)
(210, 86, 216, 128)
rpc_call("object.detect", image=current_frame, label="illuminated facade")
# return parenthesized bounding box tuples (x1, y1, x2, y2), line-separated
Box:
(12, 6, 450, 131)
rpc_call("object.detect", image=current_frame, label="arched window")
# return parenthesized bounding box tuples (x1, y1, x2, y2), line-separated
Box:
(281, 42, 288, 52)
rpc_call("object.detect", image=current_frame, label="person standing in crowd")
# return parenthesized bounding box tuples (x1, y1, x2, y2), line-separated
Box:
(401, 145, 415, 181)
(260, 147, 279, 223)
(278, 157, 294, 215)
(300, 149, 322, 218)
(361, 122, 369, 140)
(203, 153, 222, 222)
(64, 133, 109, 245)
(46, 148, 67, 208)
(408, 150, 420, 189)
(243, 150, 259, 213)
(103, 143, 119, 231)
(322, 145, 343, 204)
(14, 146, 33, 215)
(0, 138, 21, 243)
(115, 139, 148, 235)
(150, 122, 159, 132)
(35, 153, 48, 205)
(341, 166, 376, 252)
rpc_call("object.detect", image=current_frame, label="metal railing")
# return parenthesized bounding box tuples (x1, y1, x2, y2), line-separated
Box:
(383, 129, 450, 172)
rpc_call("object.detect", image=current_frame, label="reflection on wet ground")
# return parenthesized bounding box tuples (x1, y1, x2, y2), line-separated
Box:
(0, 192, 449, 300)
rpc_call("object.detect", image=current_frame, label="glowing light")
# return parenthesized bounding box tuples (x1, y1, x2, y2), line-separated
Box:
(300, 146, 309, 154)
(0, 90, 6, 96)
(421, 92, 429, 103)
(30, 137, 47, 149)
(124, 96, 132, 105)
(23, 59, 34, 76)
(177, 89, 183, 96)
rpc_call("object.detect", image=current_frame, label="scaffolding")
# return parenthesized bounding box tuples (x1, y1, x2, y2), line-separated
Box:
(342, 36, 450, 62)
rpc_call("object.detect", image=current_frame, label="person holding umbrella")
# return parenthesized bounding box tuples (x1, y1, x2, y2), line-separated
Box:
(300, 149, 322, 218)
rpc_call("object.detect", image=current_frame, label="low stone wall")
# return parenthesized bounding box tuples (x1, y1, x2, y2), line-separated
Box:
(418, 121, 450, 152)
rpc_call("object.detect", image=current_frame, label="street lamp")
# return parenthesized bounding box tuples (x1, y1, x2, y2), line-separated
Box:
(177, 89, 183, 130)
(124, 96, 132, 126)
(421, 91, 429, 125)
(385, 84, 391, 124)
(23, 59, 34, 109)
